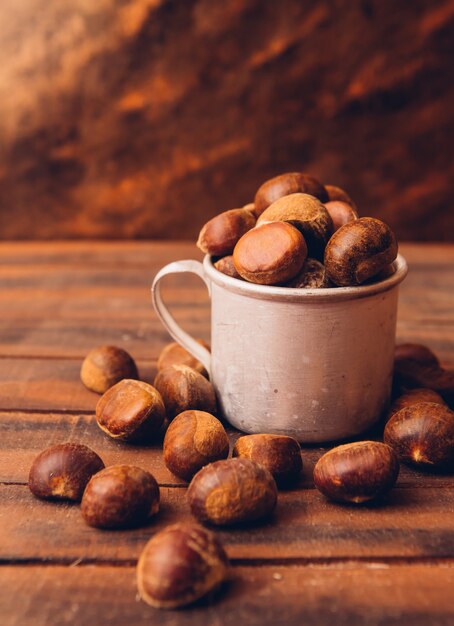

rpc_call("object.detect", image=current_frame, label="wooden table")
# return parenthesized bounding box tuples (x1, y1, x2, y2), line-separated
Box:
(1, 241, 453, 626)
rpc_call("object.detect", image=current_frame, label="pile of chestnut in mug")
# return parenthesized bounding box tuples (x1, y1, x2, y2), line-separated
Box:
(197, 172, 398, 287)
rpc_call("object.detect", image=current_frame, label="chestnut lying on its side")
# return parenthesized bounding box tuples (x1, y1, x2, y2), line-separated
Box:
(313, 441, 399, 504)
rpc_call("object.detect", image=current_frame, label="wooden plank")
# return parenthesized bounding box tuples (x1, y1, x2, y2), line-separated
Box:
(1, 563, 454, 626)
(0, 241, 450, 261)
(2, 483, 454, 562)
(0, 243, 452, 361)
(0, 411, 453, 489)
(0, 358, 159, 412)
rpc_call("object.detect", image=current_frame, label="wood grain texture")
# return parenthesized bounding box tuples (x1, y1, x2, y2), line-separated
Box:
(0, 241, 453, 625)
(2, 411, 453, 488)
(2, 564, 454, 626)
(0, 1, 453, 241)
(2, 484, 454, 562)
(0, 242, 452, 360)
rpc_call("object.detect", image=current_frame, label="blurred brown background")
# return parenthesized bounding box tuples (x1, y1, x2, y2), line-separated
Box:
(0, 0, 453, 241)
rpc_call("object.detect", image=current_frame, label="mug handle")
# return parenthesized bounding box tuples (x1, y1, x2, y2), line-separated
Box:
(151, 260, 212, 377)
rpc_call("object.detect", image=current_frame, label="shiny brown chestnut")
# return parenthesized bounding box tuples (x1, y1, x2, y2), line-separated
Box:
(384, 402, 454, 469)
(213, 255, 243, 279)
(324, 200, 358, 232)
(197, 208, 256, 256)
(81, 465, 160, 529)
(283, 258, 331, 288)
(254, 172, 328, 216)
(232, 434, 302, 484)
(96, 379, 166, 442)
(187, 458, 277, 525)
(154, 364, 217, 419)
(137, 523, 229, 609)
(28, 443, 104, 501)
(388, 388, 446, 419)
(313, 441, 399, 504)
(325, 184, 357, 211)
(157, 340, 210, 377)
(233, 221, 307, 285)
(80, 345, 138, 394)
(257, 193, 333, 260)
(324, 217, 398, 286)
(164, 410, 229, 481)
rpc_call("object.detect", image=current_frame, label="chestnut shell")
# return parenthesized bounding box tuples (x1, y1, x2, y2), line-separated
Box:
(28, 443, 104, 501)
(154, 364, 217, 419)
(96, 379, 166, 442)
(254, 172, 328, 215)
(232, 434, 302, 484)
(80, 345, 138, 394)
(163, 410, 229, 481)
(187, 458, 277, 525)
(384, 402, 454, 469)
(137, 523, 229, 609)
(81, 465, 160, 529)
(313, 441, 400, 503)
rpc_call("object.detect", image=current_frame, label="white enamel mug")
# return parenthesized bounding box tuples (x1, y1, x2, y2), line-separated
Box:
(152, 254, 408, 443)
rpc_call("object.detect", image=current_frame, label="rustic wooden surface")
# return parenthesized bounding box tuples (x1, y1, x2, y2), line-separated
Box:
(0, 0, 453, 242)
(1, 241, 453, 626)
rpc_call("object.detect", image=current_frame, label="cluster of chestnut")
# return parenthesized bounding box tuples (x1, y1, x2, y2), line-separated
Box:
(28, 338, 454, 610)
(197, 172, 398, 288)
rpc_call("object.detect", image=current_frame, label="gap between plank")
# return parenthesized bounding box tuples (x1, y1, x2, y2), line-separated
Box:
(1, 556, 454, 568)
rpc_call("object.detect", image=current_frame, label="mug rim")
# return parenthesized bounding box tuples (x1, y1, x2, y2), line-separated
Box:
(204, 253, 408, 302)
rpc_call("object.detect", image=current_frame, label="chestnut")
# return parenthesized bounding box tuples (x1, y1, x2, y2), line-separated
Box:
(157, 340, 209, 377)
(384, 402, 454, 469)
(80, 345, 138, 394)
(254, 172, 328, 216)
(232, 434, 302, 484)
(388, 388, 446, 419)
(393, 346, 454, 405)
(233, 221, 307, 285)
(325, 184, 357, 211)
(137, 523, 229, 609)
(324, 200, 358, 232)
(28, 443, 104, 501)
(394, 343, 440, 368)
(324, 217, 398, 286)
(187, 458, 277, 525)
(154, 364, 217, 419)
(213, 255, 243, 280)
(313, 441, 399, 504)
(96, 379, 166, 442)
(163, 410, 229, 481)
(283, 258, 331, 289)
(81, 465, 159, 529)
(256, 193, 333, 260)
(197, 208, 256, 256)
